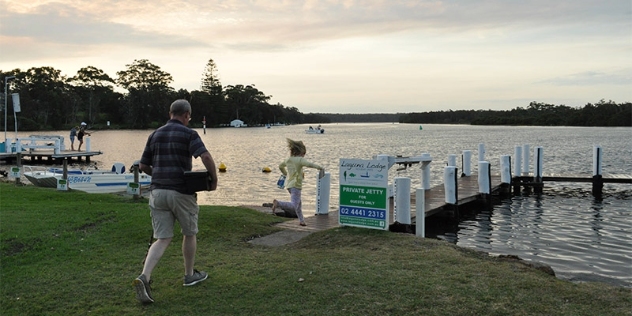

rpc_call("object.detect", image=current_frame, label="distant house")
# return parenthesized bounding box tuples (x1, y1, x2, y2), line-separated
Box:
(230, 119, 245, 127)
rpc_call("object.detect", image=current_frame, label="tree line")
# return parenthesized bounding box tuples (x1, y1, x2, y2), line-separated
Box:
(397, 101, 631, 127)
(1, 59, 330, 131)
(2, 59, 629, 130)
(312, 101, 631, 127)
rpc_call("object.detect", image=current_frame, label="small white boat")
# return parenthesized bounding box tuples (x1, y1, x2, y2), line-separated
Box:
(305, 126, 325, 134)
(23, 163, 151, 194)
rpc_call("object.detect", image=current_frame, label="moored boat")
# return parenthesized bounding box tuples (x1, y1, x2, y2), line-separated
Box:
(23, 163, 151, 194)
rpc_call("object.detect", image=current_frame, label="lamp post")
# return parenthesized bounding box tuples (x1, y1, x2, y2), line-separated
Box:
(4, 75, 16, 147)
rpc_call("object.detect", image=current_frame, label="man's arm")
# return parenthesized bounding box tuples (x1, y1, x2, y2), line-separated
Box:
(200, 151, 218, 191)
(139, 162, 152, 176)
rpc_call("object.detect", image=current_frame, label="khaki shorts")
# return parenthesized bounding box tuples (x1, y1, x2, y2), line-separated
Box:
(149, 189, 199, 238)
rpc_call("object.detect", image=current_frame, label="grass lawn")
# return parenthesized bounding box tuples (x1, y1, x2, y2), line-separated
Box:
(1, 182, 630, 315)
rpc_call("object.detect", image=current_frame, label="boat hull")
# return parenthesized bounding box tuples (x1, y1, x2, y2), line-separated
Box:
(305, 129, 324, 134)
(66, 174, 152, 193)
(23, 167, 151, 194)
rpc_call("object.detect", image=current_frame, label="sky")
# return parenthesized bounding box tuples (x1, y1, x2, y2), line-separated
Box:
(0, 0, 630, 114)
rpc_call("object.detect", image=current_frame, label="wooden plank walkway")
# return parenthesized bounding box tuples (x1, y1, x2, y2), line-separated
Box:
(0, 150, 103, 164)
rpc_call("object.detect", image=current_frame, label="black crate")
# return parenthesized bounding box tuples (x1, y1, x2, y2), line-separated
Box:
(184, 171, 211, 193)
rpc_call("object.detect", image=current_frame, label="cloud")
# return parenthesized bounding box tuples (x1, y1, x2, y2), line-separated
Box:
(2, 1, 629, 54)
(540, 69, 632, 86)
(1, 0, 630, 112)
(2, 4, 201, 47)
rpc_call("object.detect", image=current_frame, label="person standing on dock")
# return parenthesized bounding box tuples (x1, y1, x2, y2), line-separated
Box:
(77, 122, 91, 151)
(133, 99, 218, 304)
(69, 126, 78, 151)
(272, 138, 324, 226)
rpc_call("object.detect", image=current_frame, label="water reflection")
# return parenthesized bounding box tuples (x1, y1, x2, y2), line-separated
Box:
(438, 191, 631, 288)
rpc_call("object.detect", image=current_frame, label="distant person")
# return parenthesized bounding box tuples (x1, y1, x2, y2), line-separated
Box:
(133, 99, 218, 304)
(77, 122, 91, 151)
(69, 126, 78, 151)
(272, 138, 324, 226)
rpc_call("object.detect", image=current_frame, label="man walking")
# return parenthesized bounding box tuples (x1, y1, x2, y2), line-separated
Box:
(133, 99, 218, 304)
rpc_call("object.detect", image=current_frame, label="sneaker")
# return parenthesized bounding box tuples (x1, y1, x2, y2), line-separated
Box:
(133, 274, 154, 304)
(183, 269, 208, 286)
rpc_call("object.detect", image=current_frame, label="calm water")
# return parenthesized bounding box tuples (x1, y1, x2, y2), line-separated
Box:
(16, 124, 632, 287)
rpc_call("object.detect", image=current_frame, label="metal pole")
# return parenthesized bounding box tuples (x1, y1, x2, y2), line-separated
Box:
(4, 78, 7, 144)
(4, 76, 15, 146)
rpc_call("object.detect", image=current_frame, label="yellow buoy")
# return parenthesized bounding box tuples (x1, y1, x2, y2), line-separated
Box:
(262, 166, 272, 173)
(218, 162, 227, 172)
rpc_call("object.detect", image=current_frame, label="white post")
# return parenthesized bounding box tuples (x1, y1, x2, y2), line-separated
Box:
(421, 153, 431, 190)
(16, 140, 22, 152)
(500, 155, 512, 184)
(395, 177, 411, 224)
(447, 154, 457, 167)
(462, 150, 472, 176)
(444, 166, 457, 204)
(593, 145, 603, 176)
(316, 172, 331, 215)
(478, 143, 486, 162)
(514, 146, 522, 176)
(522, 144, 530, 176)
(85, 137, 91, 152)
(376, 154, 389, 161)
(534, 146, 544, 179)
(54, 139, 60, 155)
(478, 161, 491, 194)
(377, 154, 394, 199)
(415, 188, 425, 238)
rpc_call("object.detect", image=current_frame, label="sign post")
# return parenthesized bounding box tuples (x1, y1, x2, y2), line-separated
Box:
(338, 158, 389, 230)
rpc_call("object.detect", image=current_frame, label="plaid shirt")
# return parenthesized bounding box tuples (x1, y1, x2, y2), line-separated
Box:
(140, 119, 208, 194)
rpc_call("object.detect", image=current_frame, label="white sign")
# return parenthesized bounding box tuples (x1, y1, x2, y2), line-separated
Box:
(339, 158, 389, 230)
(57, 178, 68, 191)
(12, 93, 21, 112)
(127, 182, 140, 195)
(9, 166, 20, 178)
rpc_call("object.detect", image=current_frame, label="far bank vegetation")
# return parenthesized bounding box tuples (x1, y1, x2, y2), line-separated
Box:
(2, 60, 629, 130)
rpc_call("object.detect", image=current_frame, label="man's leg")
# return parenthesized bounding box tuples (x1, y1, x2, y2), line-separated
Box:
(142, 238, 172, 281)
(182, 234, 208, 286)
(134, 238, 171, 304)
(182, 235, 196, 276)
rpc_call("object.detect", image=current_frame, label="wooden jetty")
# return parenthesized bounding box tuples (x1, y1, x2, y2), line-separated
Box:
(513, 173, 631, 198)
(274, 174, 504, 232)
(0, 150, 103, 165)
(248, 145, 631, 238)
(268, 172, 630, 233)
(515, 173, 631, 185)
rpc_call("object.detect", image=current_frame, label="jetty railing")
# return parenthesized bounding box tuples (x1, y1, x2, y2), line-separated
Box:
(348, 144, 629, 238)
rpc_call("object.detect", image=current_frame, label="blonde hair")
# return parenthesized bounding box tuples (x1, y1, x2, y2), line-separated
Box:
(286, 138, 306, 156)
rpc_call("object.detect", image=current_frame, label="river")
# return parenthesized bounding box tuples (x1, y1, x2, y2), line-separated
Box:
(10, 123, 632, 287)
